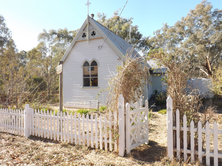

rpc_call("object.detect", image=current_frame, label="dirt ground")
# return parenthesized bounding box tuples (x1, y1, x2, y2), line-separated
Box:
(0, 112, 167, 166)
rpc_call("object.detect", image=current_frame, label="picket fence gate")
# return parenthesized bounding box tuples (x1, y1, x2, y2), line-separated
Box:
(167, 95, 222, 166)
(0, 95, 149, 156)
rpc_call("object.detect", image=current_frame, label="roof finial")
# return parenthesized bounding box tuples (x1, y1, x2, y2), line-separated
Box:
(85, 0, 91, 16)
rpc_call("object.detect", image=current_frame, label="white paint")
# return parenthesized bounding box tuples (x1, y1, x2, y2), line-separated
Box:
(167, 96, 222, 164)
(63, 38, 121, 107)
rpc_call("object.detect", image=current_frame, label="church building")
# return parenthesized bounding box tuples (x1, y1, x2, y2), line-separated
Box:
(59, 14, 166, 108)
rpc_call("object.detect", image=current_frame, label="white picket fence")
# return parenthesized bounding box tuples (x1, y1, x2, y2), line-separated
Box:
(126, 100, 149, 154)
(0, 95, 149, 156)
(0, 109, 24, 136)
(0, 104, 118, 152)
(167, 95, 222, 166)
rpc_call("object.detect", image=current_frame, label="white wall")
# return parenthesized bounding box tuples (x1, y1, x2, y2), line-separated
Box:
(147, 74, 166, 99)
(63, 38, 122, 107)
(187, 78, 214, 98)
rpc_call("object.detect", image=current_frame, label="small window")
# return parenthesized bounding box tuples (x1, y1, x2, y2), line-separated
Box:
(82, 33, 86, 38)
(91, 31, 96, 37)
(83, 60, 98, 87)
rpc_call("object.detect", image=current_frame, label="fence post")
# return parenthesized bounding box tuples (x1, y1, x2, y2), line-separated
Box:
(24, 104, 32, 138)
(126, 103, 130, 154)
(118, 94, 125, 157)
(145, 99, 149, 144)
(167, 95, 173, 159)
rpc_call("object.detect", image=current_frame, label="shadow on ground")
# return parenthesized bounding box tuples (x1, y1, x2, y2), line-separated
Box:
(128, 140, 167, 163)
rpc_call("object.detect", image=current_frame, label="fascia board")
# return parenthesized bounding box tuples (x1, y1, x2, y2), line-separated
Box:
(60, 17, 88, 62)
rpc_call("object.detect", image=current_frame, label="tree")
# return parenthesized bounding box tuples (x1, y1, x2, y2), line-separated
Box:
(0, 15, 11, 55)
(146, 0, 222, 77)
(97, 11, 145, 50)
(212, 67, 222, 97)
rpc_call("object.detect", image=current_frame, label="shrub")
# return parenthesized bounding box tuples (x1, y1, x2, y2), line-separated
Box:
(77, 109, 89, 115)
(99, 106, 107, 112)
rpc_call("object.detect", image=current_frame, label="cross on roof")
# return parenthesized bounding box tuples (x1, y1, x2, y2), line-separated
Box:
(85, 0, 91, 16)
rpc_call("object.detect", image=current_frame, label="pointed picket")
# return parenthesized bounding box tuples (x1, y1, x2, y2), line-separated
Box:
(176, 109, 180, 160)
(190, 120, 194, 163)
(47, 110, 49, 139)
(183, 115, 187, 162)
(82, 114, 85, 146)
(95, 114, 98, 149)
(214, 122, 218, 166)
(67, 113, 70, 143)
(198, 121, 202, 164)
(53, 111, 56, 139)
(50, 111, 52, 140)
(206, 122, 210, 166)
(78, 113, 81, 145)
(71, 113, 73, 144)
(104, 116, 107, 151)
(91, 114, 94, 148)
(86, 114, 89, 147)
(109, 111, 112, 151)
(74, 113, 77, 145)
(100, 115, 103, 150)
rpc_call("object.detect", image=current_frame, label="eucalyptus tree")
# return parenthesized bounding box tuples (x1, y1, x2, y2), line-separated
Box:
(97, 11, 145, 50)
(146, 0, 222, 77)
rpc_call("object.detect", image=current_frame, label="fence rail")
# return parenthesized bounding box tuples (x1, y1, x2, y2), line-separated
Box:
(0, 96, 149, 156)
(0, 109, 24, 136)
(167, 95, 222, 166)
(0, 105, 118, 152)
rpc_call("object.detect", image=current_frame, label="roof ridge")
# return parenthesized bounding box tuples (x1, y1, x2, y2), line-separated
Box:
(89, 17, 130, 43)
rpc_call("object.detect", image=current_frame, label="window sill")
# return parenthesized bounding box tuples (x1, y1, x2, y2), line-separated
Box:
(82, 86, 100, 89)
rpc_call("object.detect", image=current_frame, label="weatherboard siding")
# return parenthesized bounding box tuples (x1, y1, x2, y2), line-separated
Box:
(63, 38, 122, 107)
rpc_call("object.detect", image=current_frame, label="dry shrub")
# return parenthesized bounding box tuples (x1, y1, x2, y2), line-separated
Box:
(148, 49, 215, 158)
(107, 50, 149, 112)
(148, 49, 214, 125)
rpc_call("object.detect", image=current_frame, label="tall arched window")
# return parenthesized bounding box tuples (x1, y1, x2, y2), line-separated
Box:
(83, 60, 98, 86)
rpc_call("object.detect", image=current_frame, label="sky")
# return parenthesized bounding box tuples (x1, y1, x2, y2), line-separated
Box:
(0, 0, 222, 52)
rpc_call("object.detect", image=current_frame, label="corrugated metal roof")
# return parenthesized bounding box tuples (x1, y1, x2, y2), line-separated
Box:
(90, 18, 138, 58)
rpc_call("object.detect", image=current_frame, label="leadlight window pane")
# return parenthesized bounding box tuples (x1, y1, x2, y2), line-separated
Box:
(83, 60, 98, 87)
(83, 78, 90, 86)
(91, 66, 98, 77)
(83, 67, 90, 77)
(91, 78, 98, 86)
(91, 61, 97, 66)
(83, 61, 89, 66)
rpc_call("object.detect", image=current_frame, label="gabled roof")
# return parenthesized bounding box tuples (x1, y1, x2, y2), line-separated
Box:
(60, 16, 136, 63)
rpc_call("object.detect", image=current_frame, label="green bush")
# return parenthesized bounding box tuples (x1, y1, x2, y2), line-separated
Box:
(99, 106, 107, 112)
(148, 110, 153, 119)
(158, 109, 167, 114)
(77, 109, 89, 115)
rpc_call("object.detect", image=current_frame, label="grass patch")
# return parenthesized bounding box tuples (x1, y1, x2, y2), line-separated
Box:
(158, 109, 167, 114)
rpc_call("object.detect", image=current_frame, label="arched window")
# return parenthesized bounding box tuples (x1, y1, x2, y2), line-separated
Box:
(83, 60, 98, 87)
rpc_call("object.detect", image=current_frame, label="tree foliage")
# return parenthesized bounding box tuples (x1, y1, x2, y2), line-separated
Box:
(212, 67, 222, 97)
(97, 11, 145, 50)
(146, 0, 222, 77)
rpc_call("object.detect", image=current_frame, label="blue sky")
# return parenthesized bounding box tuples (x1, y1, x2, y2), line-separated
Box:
(0, 0, 221, 52)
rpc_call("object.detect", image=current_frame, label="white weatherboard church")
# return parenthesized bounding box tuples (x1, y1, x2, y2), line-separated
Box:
(59, 13, 166, 108)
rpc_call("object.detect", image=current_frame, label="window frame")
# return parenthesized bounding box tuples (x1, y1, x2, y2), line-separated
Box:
(83, 60, 98, 87)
